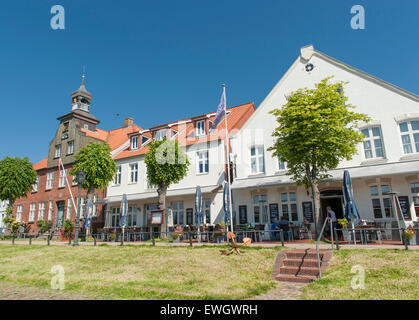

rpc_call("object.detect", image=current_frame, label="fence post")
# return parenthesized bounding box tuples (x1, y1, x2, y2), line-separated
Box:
(151, 231, 155, 246)
(334, 228, 340, 250)
(280, 230, 284, 247)
(29, 237, 32, 245)
(402, 229, 408, 250)
(47, 234, 50, 246)
(94, 235, 97, 246)
(189, 231, 193, 247)
(68, 233, 72, 245)
(12, 235, 15, 245)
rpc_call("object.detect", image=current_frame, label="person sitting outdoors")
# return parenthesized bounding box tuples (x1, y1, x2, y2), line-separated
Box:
(271, 218, 280, 240)
(279, 216, 293, 241)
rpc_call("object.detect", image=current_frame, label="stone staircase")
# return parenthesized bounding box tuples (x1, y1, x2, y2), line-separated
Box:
(272, 249, 332, 283)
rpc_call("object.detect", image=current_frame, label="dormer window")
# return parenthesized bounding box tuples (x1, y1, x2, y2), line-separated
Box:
(55, 145, 61, 158)
(131, 136, 139, 150)
(196, 120, 206, 136)
(154, 129, 167, 141)
(63, 122, 69, 132)
(142, 136, 149, 145)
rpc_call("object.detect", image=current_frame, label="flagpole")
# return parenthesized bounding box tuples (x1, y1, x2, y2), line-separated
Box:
(59, 158, 77, 213)
(222, 84, 234, 233)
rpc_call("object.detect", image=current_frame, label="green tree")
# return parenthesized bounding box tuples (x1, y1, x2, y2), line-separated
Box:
(0, 157, 37, 233)
(269, 77, 370, 237)
(145, 139, 190, 234)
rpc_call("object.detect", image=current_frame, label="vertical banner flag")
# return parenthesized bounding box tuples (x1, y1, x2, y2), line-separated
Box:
(120, 194, 128, 228)
(195, 186, 203, 225)
(209, 85, 226, 132)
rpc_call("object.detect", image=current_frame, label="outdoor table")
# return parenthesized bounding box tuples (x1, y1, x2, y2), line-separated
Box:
(354, 225, 376, 244)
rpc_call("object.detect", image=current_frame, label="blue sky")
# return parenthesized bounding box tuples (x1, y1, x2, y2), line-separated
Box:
(0, 0, 418, 164)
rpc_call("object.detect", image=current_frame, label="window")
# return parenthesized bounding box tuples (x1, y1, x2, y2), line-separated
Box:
(278, 156, 287, 171)
(16, 205, 23, 222)
(131, 136, 138, 150)
(172, 202, 184, 225)
(410, 182, 419, 194)
(253, 195, 268, 223)
(72, 175, 78, 186)
(411, 182, 419, 217)
(142, 136, 149, 145)
(55, 145, 61, 158)
(197, 151, 209, 174)
(59, 169, 67, 188)
(399, 121, 419, 154)
(38, 202, 45, 220)
(154, 129, 167, 141)
(127, 206, 138, 227)
(111, 207, 120, 228)
(114, 166, 121, 185)
(46, 172, 54, 190)
(92, 194, 98, 217)
(79, 197, 85, 218)
(281, 192, 298, 221)
(186, 208, 193, 225)
(196, 120, 206, 136)
(129, 163, 138, 183)
(251, 146, 265, 174)
(48, 201, 54, 220)
(29, 203, 36, 222)
(361, 126, 385, 159)
(63, 122, 69, 132)
(84, 124, 89, 130)
(67, 198, 72, 219)
(33, 176, 39, 192)
(204, 200, 211, 224)
(67, 141, 74, 155)
(239, 205, 247, 224)
(370, 185, 393, 218)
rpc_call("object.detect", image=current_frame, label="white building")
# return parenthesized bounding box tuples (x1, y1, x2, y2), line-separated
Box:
(230, 45, 419, 233)
(0, 200, 8, 234)
(104, 103, 255, 235)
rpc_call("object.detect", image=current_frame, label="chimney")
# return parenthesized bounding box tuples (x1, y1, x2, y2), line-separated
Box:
(123, 117, 134, 128)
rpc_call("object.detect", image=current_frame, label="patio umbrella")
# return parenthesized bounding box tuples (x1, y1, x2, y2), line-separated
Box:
(194, 186, 203, 225)
(343, 170, 361, 221)
(223, 182, 230, 226)
(120, 193, 128, 228)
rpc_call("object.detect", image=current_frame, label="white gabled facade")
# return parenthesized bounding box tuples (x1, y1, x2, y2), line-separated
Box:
(104, 103, 255, 233)
(230, 45, 419, 232)
(0, 200, 8, 234)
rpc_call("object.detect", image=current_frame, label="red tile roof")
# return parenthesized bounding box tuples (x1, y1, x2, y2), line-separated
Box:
(114, 102, 255, 160)
(33, 157, 48, 170)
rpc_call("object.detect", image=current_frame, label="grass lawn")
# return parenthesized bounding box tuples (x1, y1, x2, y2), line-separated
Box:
(0, 244, 281, 300)
(301, 249, 419, 300)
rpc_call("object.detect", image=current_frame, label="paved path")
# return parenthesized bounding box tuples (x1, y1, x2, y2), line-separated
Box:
(250, 282, 306, 300)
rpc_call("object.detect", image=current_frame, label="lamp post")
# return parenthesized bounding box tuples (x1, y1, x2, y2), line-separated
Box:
(73, 170, 86, 246)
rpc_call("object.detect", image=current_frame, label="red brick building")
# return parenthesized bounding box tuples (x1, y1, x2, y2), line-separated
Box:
(13, 76, 141, 235)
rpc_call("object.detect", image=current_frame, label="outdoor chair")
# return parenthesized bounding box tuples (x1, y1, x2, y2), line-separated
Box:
(299, 226, 312, 240)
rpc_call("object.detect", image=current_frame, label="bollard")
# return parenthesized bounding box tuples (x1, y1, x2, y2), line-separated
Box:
(402, 229, 408, 250)
(334, 228, 340, 250)
(151, 232, 155, 246)
(47, 235, 50, 246)
(121, 234, 124, 246)
(94, 235, 97, 246)
(189, 231, 193, 247)
(12, 236, 15, 245)
(29, 237, 32, 245)
(68, 233, 72, 245)
(280, 230, 284, 247)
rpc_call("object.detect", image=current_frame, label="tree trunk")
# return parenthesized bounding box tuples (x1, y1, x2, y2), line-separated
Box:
(157, 185, 167, 238)
(311, 182, 321, 239)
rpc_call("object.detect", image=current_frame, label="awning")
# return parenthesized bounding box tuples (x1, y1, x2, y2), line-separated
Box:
(231, 160, 419, 190)
(104, 185, 221, 204)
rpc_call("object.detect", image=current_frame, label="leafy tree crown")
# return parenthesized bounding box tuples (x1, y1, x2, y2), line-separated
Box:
(269, 77, 370, 186)
(70, 142, 117, 190)
(145, 139, 190, 188)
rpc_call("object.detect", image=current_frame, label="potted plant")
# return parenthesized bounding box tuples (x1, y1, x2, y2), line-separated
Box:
(109, 233, 116, 242)
(338, 218, 351, 242)
(171, 232, 180, 243)
(405, 229, 416, 245)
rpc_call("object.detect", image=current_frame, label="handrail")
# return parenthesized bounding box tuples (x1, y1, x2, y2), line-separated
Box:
(316, 217, 331, 278)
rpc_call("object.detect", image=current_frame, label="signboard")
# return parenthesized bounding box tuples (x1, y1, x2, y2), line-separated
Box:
(397, 196, 411, 220)
(302, 202, 314, 223)
(150, 210, 164, 225)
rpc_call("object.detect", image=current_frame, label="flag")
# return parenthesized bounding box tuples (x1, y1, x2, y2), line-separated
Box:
(209, 85, 226, 133)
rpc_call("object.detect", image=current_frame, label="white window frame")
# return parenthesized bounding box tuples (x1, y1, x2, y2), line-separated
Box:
(16, 205, 23, 222)
(67, 141, 74, 155)
(131, 136, 139, 150)
(410, 182, 419, 219)
(154, 129, 167, 141)
(250, 145, 265, 174)
(399, 120, 419, 155)
(361, 126, 385, 159)
(38, 202, 45, 220)
(110, 207, 120, 228)
(48, 201, 54, 220)
(67, 198, 72, 219)
(29, 203, 36, 222)
(59, 169, 67, 188)
(253, 194, 268, 224)
(55, 145, 61, 158)
(114, 166, 122, 185)
(46, 172, 54, 190)
(92, 194, 98, 217)
(197, 150, 209, 174)
(196, 120, 206, 136)
(280, 192, 298, 222)
(33, 176, 39, 192)
(129, 163, 138, 184)
(172, 201, 184, 226)
(370, 184, 393, 219)
(277, 156, 287, 171)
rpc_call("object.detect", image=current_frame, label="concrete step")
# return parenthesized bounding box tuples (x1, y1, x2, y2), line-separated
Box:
(275, 274, 317, 283)
(279, 266, 324, 276)
(284, 249, 332, 261)
(283, 258, 327, 268)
